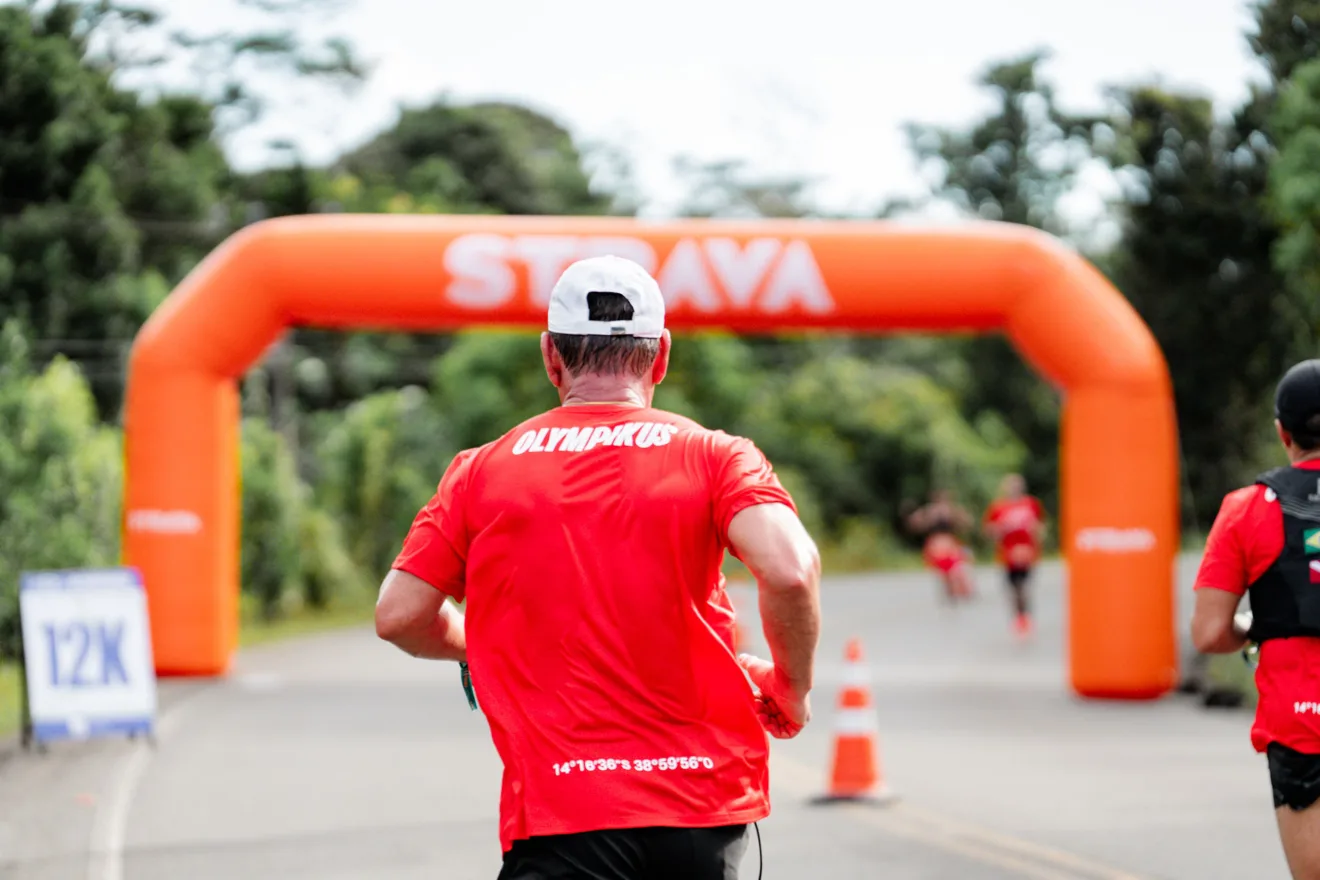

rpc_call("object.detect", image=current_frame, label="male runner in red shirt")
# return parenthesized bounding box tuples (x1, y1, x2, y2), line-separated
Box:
(983, 474, 1046, 638)
(374, 255, 822, 879)
(1192, 359, 1320, 879)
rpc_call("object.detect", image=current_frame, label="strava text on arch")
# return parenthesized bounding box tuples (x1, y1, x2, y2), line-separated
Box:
(443, 234, 836, 314)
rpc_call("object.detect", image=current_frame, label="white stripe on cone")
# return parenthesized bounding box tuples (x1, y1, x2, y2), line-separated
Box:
(842, 663, 871, 687)
(833, 707, 880, 735)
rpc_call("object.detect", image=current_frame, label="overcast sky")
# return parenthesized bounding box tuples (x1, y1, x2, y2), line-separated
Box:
(157, 0, 1267, 221)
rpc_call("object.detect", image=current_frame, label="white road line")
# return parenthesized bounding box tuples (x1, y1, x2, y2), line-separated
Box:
(895, 802, 1149, 880)
(86, 740, 152, 880)
(85, 688, 210, 880)
(771, 753, 1150, 880)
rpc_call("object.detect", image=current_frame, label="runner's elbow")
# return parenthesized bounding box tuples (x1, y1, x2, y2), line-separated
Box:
(375, 598, 419, 645)
(1190, 616, 1231, 654)
(761, 544, 821, 595)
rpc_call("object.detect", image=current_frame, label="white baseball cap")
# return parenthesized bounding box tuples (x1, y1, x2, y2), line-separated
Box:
(547, 255, 665, 338)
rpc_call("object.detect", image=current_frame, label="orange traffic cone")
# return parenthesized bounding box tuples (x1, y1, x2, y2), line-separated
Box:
(733, 618, 748, 655)
(816, 638, 895, 803)
(726, 574, 751, 655)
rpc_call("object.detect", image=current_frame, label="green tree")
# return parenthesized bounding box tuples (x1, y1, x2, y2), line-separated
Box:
(84, 0, 368, 139)
(240, 415, 362, 615)
(904, 51, 1095, 510)
(1250, 0, 1320, 83)
(1098, 87, 1288, 525)
(1095, 0, 1317, 524)
(0, 323, 121, 659)
(653, 332, 763, 431)
(906, 51, 1095, 233)
(240, 417, 303, 618)
(1269, 58, 1320, 344)
(0, 3, 231, 415)
(314, 386, 453, 577)
(430, 332, 558, 452)
(741, 356, 1025, 546)
(338, 101, 610, 216)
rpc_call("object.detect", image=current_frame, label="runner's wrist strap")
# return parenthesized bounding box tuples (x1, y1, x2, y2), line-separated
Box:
(460, 661, 478, 711)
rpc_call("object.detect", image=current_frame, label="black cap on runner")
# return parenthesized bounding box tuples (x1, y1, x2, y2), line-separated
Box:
(1276, 360, 1320, 439)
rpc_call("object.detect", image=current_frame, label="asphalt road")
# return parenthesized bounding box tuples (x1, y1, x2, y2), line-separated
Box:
(0, 557, 1290, 879)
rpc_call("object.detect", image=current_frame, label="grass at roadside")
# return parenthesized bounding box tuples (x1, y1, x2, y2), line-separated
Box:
(239, 588, 378, 648)
(0, 662, 19, 739)
(0, 589, 381, 742)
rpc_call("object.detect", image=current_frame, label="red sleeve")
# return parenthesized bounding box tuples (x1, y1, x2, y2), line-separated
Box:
(711, 434, 796, 546)
(391, 449, 477, 601)
(1031, 497, 1045, 521)
(983, 502, 1002, 526)
(1194, 485, 1271, 597)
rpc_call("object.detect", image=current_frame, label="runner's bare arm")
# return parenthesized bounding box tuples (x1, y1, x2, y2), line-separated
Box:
(375, 569, 467, 661)
(727, 502, 821, 697)
(1191, 587, 1248, 654)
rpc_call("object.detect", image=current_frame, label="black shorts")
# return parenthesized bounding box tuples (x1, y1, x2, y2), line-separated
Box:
(498, 824, 750, 880)
(1006, 567, 1031, 587)
(1268, 742, 1320, 810)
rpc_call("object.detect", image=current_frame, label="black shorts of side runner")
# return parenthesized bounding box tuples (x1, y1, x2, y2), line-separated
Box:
(498, 824, 751, 880)
(1270, 742, 1320, 811)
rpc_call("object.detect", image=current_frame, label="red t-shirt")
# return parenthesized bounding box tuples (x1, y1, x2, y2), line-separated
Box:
(1195, 460, 1320, 753)
(983, 496, 1045, 565)
(393, 405, 795, 851)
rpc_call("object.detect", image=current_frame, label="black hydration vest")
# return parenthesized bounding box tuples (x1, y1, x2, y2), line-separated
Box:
(1247, 467, 1320, 643)
(926, 516, 955, 537)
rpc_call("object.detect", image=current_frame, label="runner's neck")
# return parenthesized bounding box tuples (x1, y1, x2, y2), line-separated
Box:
(560, 378, 650, 409)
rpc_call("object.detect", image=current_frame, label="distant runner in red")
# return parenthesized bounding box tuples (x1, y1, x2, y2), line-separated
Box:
(375, 255, 822, 880)
(906, 489, 975, 603)
(982, 474, 1046, 639)
(1192, 359, 1320, 880)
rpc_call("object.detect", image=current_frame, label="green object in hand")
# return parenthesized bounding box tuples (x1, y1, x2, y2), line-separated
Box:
(460, 661, 479, 711)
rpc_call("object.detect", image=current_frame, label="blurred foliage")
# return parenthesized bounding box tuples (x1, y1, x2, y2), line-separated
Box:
(313, 386, 452, 578)
(1099, 84, 1294, 528)
(84, 0, 368, 137)
(906, 50, 1098, 235)
(1081, 0, 1320, 529)
(903, 52, 1093, 512)
(1250, 0, 1320, 83)
(7, 0, 1320, 662)
(0, 3, 229, 415)
(1269, 58, 1320, 340)
(240, 417, 305, 618)
(431, 332, 559, 451)
(739, 357, 1024, 544)
(0, 322, 122, 658)
(241, 417, 362, 619)
(338, 101, 609, 216)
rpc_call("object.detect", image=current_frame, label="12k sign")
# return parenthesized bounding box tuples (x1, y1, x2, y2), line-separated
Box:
(19, 568, 157, 743)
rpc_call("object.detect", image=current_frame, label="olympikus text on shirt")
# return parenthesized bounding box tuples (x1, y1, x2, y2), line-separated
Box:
(510, 423, 681, 455)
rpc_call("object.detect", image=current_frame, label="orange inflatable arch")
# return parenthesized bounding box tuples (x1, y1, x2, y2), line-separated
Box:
(124, 215, 1179, 700)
